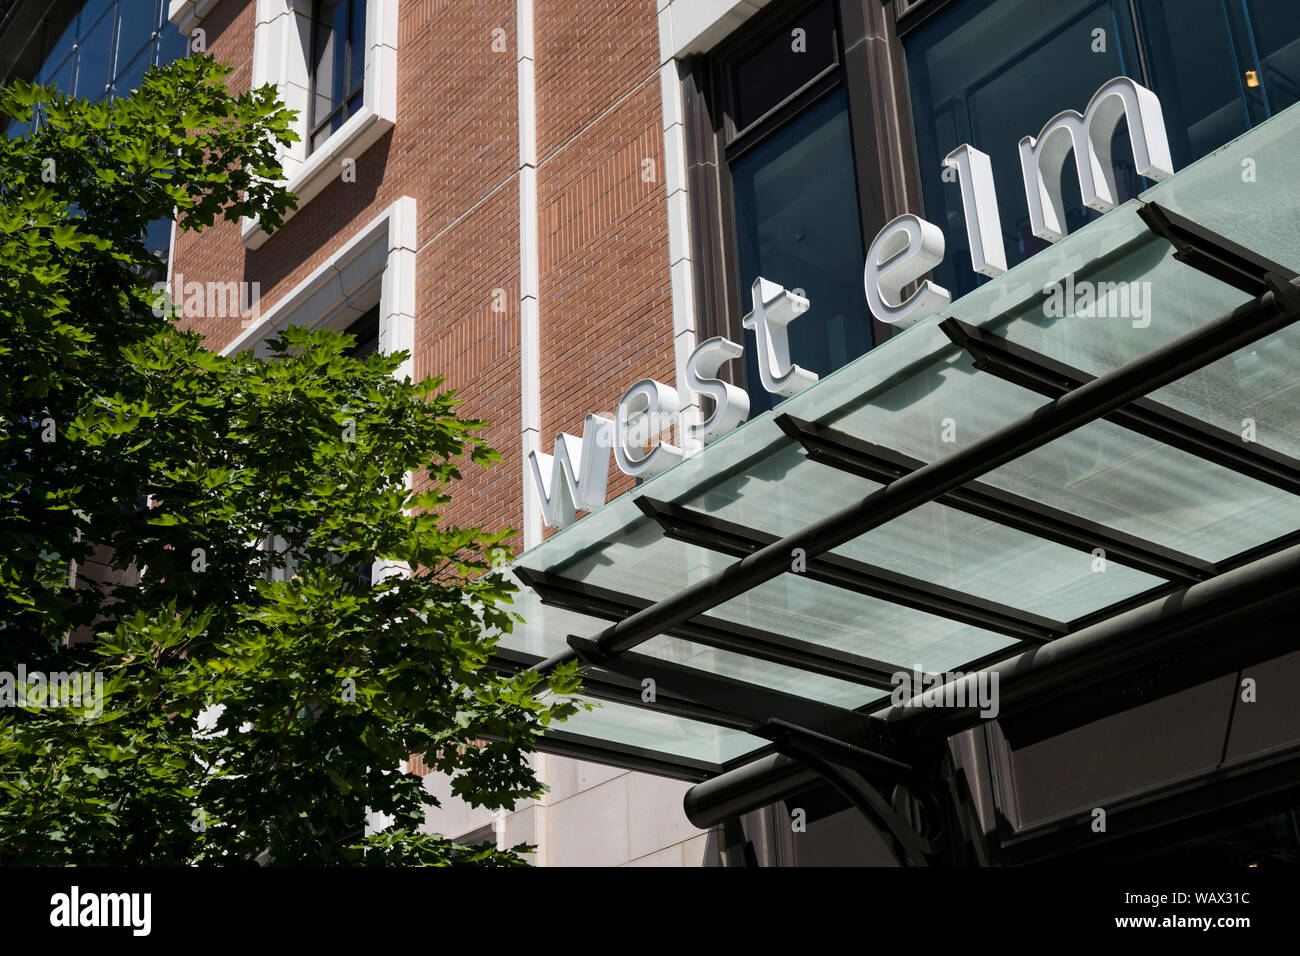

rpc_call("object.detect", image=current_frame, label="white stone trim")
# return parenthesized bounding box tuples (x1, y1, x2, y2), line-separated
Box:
(517, 0, 543, 548)
(656, 3, 781, 455)
(658, 58, 702, 455)
(220, 195, 417, 369)
(218, 196, 416, 585)
(660, 0, 773, 62)
(238, 0, 400, 249)
(168, 0, 220, 36)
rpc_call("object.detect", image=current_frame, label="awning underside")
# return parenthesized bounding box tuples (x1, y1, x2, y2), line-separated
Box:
(492, 103, 1300, 782)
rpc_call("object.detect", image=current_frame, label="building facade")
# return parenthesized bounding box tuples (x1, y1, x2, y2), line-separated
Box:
(7, 0, 1299, 865)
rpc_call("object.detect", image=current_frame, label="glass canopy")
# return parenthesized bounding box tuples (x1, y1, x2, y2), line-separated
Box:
(495, 102, 1300, 779)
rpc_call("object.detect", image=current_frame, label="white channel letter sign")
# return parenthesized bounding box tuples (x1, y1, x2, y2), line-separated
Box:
(744, 277, 818, 396)
(528, 414, 612, 528)
(531, 75, 1174, 528)
(614, 378, 682, 478)
(1018, 75, 1173, 242)
(685, 337, 749, 443)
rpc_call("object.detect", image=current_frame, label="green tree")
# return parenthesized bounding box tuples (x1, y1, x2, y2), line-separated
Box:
(0, 55, 581, 864)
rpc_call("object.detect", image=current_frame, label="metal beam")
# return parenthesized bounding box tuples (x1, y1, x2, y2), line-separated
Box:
(684, 752, 821, 828)
(566, 635, 920, 786)
(516, 566, 903, 689)
(489, 648, 751, 732)
(1137, 201, 1298, 295)
(635, 495, 1067, 643)
(757, 718, 935, 866)
(531, 270, 1299, 676)
(1064, 526, 1300, 632)
(777, 414, 1217, 585)
(525, 730, 720, 783)
(483, 648, 728, 780)
(882, 539, 1300, 744)
(683, 539, 1300, 828)
(940, 316, 1300, 497)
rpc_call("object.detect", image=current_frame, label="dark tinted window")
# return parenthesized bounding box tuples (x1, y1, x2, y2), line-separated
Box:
(311, 0, 368, 152)
(731, 89, 868, 416)
(6, 1, 186, 266)
(906, 0, 1141, 299)
(906, 0, 1300, 299)
(344, 306, 380, 360)
(735, 1, 837, 129)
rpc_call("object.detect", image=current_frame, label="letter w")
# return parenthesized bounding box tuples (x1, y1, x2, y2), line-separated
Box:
(528, 415, 613, 528)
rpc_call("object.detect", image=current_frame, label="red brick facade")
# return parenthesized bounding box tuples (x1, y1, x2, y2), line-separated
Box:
(173, 0, 673, 551)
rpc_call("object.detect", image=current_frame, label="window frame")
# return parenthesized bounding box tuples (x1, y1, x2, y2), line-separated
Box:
(308, 0, 368, 155)
(679, 0, 920, 396)
(190, 0, 399, 249)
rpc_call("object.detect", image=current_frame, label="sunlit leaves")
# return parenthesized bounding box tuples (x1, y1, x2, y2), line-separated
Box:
(0, 56, 569, 867)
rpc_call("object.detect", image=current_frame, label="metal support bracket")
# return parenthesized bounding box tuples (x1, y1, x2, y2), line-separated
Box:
(939, 316, 1300, 497)
(757, 718, 939, 867)
(635, 495, 1067, 643)
(776, 413, 1217, 584)
(1137, 201, 1298, 295)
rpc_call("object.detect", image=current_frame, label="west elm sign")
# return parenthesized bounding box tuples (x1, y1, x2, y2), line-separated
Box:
(530, 76, 1174, 529)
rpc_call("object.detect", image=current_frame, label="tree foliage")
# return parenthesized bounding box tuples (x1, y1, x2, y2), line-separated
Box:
(0, 55, 581, 865)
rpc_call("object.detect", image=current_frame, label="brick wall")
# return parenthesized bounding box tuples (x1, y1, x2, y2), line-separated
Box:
(173, 0, 673, 552)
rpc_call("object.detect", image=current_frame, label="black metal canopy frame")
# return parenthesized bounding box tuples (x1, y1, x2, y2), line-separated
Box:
(496, 202, 1300, 865)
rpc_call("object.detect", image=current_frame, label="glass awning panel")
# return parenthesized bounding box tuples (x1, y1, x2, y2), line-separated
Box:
(551, 696, 766, 771)
(495, 102, 1300, 778)
(503, 576, 888, 705)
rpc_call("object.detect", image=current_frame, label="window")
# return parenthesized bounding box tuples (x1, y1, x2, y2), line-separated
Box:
(903, 0, 1300, 298)
(258, 306, 380, 589)
(237, 0, 396, 247)
(310, 0, 368, 154)
(5, 0, 187, 106)
(343, 305, 380, 361)
(680, 0, 1300, 411)
(687, 1, 889, 416)
(224, 200, 417, 584)
(4, 1, 188, 264)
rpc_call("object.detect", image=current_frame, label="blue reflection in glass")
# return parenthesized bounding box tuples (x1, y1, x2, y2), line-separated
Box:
(75, 6, 116, 100)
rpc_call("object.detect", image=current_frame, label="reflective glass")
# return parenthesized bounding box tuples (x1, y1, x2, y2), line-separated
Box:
(906, 0, 1141, 299)
(732, 88, 870, 415)
(114, 42, 152, 97)
(311, 0, 367, 151)
(1241, 0, 1300, 114)
(555, 697, 764, 766)
(533, 517, 1016, 676)
(115, 0, 160, 64)
(1133, 0, 1253, 159)
(74, 7, 116, 101)
(158, 24, 189, 65)
(734, 0, 836, 129)
(41, 20, 78, 84)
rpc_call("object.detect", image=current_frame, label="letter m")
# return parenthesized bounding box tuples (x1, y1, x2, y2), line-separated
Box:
(206, 281, 240, 318)
(101, 893, 129, 926)
(47, 671, 74, 706)
(528, 415, 613, 528)
(1018, 76, 1173, 242)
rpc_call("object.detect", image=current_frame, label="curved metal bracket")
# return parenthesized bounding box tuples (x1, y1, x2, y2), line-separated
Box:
(758, 719, 938, 866)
